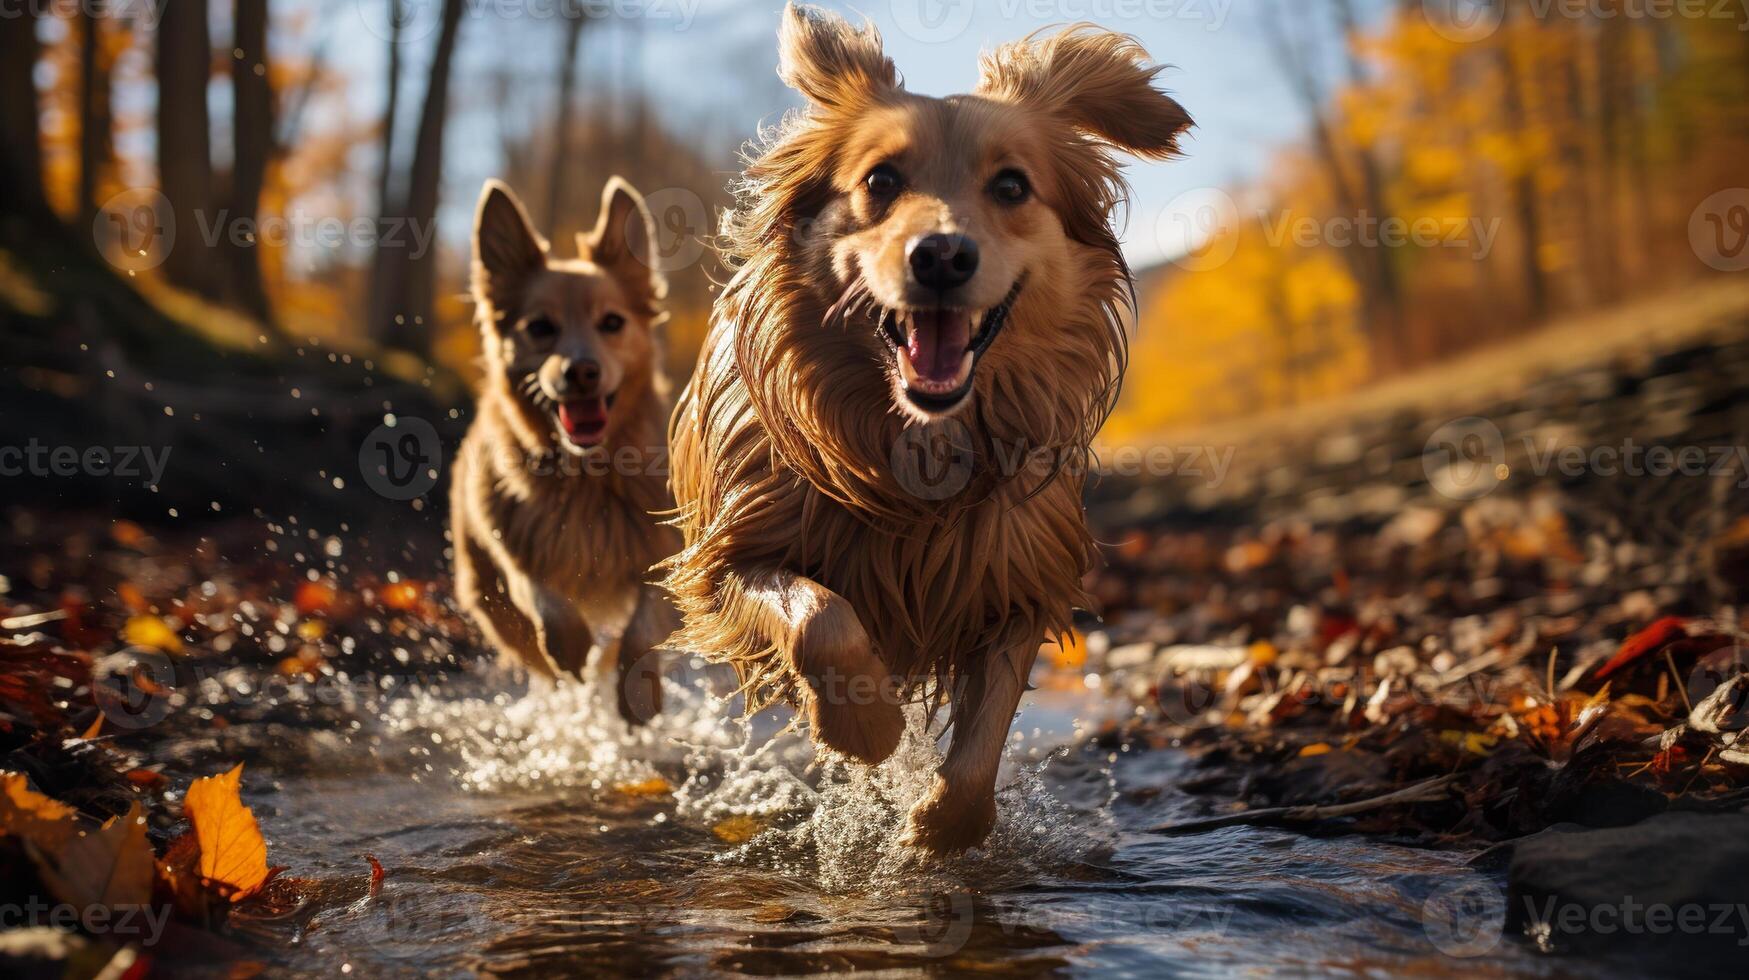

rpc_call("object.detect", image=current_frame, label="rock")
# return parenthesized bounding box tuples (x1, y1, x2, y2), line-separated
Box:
(1505, 812, 1749, 962)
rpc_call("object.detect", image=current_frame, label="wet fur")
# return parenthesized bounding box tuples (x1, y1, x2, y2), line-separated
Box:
(663, 6, 1190, 849)
(452, 178, 679, 724)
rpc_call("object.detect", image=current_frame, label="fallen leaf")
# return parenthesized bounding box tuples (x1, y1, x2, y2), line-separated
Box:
(379, 582, 421, 612)
(613, 777, 672, 798)
(1298, 742, 1332, 757)
(365, 854, 384, 897)
(712, 815, 761, 844)
(1594, 617, 1686, 680)
(185, 765, 269, 901)
(0, 771, 78, 851)
(122, 615, 184, 654)
(29, 802, 155, 910)
(292, 582, 335, 617)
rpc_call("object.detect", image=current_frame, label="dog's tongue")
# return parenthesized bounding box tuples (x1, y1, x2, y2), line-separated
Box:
(906, 310, 973, 383)
(558, 398, 608, 443)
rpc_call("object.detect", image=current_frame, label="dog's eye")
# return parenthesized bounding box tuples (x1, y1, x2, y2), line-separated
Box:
(991, 170, 1030, 205)
(523, 317, 558, 341)
(599, 313, 626, 334)
(864, 164, 903, 199)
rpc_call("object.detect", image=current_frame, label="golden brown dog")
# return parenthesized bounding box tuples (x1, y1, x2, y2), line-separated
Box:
(451, 178, 677, 724)
(664, 6, 1191, 850)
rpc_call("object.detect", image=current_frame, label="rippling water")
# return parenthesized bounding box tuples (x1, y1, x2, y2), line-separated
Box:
(157, 667, 1609, 977)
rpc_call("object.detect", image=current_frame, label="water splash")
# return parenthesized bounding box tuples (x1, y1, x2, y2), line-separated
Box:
(376, 665, 1116, 888)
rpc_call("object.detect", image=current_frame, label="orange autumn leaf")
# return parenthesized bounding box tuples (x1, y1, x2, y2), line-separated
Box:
(0, 771, 78, 852)
(379, 581, 421, 611)
(293, 581, 335, 617)
(185, 764, 270, 901)
(117, 581, 149, 614)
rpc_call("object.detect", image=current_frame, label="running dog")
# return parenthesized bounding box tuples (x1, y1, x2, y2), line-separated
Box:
(664, 5, 1190, 850)
(452, 178, 677, 724)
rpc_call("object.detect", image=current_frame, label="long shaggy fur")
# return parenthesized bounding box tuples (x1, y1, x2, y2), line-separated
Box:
(665, 7, 1190, 729)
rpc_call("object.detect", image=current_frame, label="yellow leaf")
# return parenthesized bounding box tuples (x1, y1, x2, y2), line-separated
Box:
(29, 802, 154, 910)
(1438, 730, 1500, 756)
(122, 615, 183, 653)
(1249, 641, 1279, 667)
(0, 771, 78, 852)
(712, 815, 761, 844)
(185, 764, 269, 901)
(613, 777, 672, 799)
(1298, 743, 1333, 757)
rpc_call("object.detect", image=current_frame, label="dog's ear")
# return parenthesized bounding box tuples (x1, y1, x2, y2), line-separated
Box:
(582, 176, 666, 313)
(472, 180, 546, 315)
(776, 3, 896, 112)
(976, 25, 1191, 158)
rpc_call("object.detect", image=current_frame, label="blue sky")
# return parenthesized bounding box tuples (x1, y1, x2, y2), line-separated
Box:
(307, 0, 1338, 268)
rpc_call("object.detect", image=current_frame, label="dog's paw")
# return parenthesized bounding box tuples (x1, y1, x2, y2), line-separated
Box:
(900, 777, 997, 854)
(793, 603, 903, 765)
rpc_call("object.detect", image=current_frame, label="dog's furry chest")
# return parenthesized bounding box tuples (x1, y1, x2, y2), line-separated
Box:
(789, 477, 1091, 673)
(455, 399, 670, 600)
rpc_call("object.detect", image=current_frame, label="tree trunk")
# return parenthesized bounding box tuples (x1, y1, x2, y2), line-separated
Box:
(367, 0, 405, 343)
(156, 0, 216, 296)
(1495, 5, 1550, 321)
(0, 4, 44, 211)
(225, 0, 275, 325)
(77, 9, 114, 228)
(380, 0, 464, 357)
(544, 5, 588, 229)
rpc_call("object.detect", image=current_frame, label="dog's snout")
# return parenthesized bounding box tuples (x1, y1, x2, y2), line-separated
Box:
(908, 233, 979, 291)
(565, 358, 601, 391)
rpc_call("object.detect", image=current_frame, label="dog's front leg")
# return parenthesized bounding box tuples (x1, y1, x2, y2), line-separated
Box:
(901, 640, 1038, 854)
(613, 584, 672, 725)
(508, 575, 594, 678)
(724, 568, 905, 764)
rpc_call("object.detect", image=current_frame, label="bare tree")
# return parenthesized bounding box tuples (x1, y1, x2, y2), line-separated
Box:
(77, 9, 114, 227)
(367, 0, 406, 341)
(544, 1, 590, 227)
(225, 0, 276, 325)
(1258, 0, 1407, 370)
(1, 4, 44, 211)
(156, 0, 216, 296)
(377, 0, 465, 357)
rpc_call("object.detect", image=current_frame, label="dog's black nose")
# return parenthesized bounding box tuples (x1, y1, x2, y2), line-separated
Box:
(909, 233, 979, 291)
(566, 359, 601, 391)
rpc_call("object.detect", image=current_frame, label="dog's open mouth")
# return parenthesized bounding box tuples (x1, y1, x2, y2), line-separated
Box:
(555, 392, 615, 448)
(878, 279, 1022, 412)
